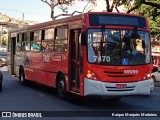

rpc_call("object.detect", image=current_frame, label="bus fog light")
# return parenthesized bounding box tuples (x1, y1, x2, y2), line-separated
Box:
(93, 76, 97, 80)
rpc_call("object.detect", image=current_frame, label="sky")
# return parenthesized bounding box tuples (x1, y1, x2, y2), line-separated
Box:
(0, 0, 91, 22)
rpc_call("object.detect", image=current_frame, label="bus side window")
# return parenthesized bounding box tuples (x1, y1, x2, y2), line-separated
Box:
(16, 33, 22, 52)
(30, 31, 41, 52)
(42, 28, 54, 52)
(54, 26, 68, 53)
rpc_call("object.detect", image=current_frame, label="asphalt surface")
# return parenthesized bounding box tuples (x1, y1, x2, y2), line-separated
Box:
(0, 66, 160, 120)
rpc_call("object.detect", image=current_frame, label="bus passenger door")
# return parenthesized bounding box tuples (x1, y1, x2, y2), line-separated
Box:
(70, 29, 82, 92)
(11, 37, 16, 75)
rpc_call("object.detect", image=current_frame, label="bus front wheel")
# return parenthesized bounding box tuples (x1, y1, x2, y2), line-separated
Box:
(0, 84, 2, 91)
(108, 97, 121, 101)
(57, 74, 67, 99)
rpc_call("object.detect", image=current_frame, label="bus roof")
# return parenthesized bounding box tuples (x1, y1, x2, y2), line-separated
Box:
(8, 12, 148, 33)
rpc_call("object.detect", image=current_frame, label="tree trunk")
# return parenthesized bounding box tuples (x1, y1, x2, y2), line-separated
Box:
(127, 5, 140, 13)
(51, 9, 55, 20)
(144, 1, 160, 9)
(105, 0, 110, 12)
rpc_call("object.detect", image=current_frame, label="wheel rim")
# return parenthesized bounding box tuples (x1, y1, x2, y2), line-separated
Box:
(20, 73, 24, 82)
(58, 79, 64, 93)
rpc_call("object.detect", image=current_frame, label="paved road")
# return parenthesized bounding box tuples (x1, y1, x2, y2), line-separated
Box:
(0, 66, 160, 120)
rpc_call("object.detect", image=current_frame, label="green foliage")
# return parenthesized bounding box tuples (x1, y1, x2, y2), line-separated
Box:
(126, 0, 160, 39)
(134, 0, 144, 6)
(1, 36, 7, 46)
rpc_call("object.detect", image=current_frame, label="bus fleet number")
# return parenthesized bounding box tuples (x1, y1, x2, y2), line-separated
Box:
(94, 56, 110, 62)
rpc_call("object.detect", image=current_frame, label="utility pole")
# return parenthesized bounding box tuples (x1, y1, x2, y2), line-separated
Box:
(22, 13, 24, 27)
(0, 26, 3, 47)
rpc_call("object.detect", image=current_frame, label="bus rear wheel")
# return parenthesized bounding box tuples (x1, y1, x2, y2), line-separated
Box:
(19, 68, 26, 85)
(57, 74, 67, 99)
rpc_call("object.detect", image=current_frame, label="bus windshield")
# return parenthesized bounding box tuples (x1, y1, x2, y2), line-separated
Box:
(87, 29, 151, 65)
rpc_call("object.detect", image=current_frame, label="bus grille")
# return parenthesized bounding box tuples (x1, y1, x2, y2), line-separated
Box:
(105, 86, 135, 92)
(104, 71, 135, 77)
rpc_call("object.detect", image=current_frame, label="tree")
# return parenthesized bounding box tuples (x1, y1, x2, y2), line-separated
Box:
(1, 36, 7, 46)
(125, 0, 160, 39)
(41, 0, 96, 20)
(41, 0, 73, 20)
(41, 0, 130, 19)
(126, 0, 160, 13)
(102, 0, 160, 13)
(104, 0, 130, 12)
(54, 0, 95, 19)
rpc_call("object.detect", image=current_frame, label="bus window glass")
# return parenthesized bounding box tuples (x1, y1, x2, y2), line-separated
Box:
(56, 27, 67, 39)
(22, 43, 25, 51)
(22, 42, 31, 51)
(42, 41, 53, 52)
(22, 33, 28, 41)
(87, 29, 150, 66)
(45, 28, 54, 40)
(34, 31, 41, 41)
(18, 33, 22, 42)
(17, 42, 22, 52)
(55, 27, 68, 52)
(31, 41, 41, 52)
(27, 32, 30, 41)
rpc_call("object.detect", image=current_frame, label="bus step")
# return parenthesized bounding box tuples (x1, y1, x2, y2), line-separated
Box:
(70, 90, 80, 95)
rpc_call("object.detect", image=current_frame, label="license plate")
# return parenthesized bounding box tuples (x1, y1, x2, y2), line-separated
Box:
(116, 84, 127, 88)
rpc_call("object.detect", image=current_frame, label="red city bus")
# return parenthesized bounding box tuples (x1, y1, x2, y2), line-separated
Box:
(7, 12, 154, 99)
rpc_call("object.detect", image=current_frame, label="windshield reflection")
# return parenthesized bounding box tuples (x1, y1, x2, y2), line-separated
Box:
(87, 29, 150, 65)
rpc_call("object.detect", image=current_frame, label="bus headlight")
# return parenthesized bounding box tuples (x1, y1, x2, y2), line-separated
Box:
(143, 73, 151, 80)
(87, 70, 92, 78)
(86, 70, 100, 80)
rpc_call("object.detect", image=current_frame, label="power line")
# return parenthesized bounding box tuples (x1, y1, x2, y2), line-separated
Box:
(0, 7, 48, 17)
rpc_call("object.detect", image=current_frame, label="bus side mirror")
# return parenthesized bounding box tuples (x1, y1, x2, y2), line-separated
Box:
(81, 32, 87, 45)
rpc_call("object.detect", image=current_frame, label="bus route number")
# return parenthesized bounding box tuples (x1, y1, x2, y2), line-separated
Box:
(42, 54, 51, 63)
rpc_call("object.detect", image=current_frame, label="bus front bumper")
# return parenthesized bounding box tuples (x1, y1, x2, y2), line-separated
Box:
(84, 78, 154, 96)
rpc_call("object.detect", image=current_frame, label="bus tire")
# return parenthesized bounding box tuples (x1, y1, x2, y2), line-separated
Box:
(19, 68, 26, 85)
(57, 74, 67, 99)
(0, 84, 2, 91)
(152, 76, 156, 82)
(109, 97, 121, 101)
